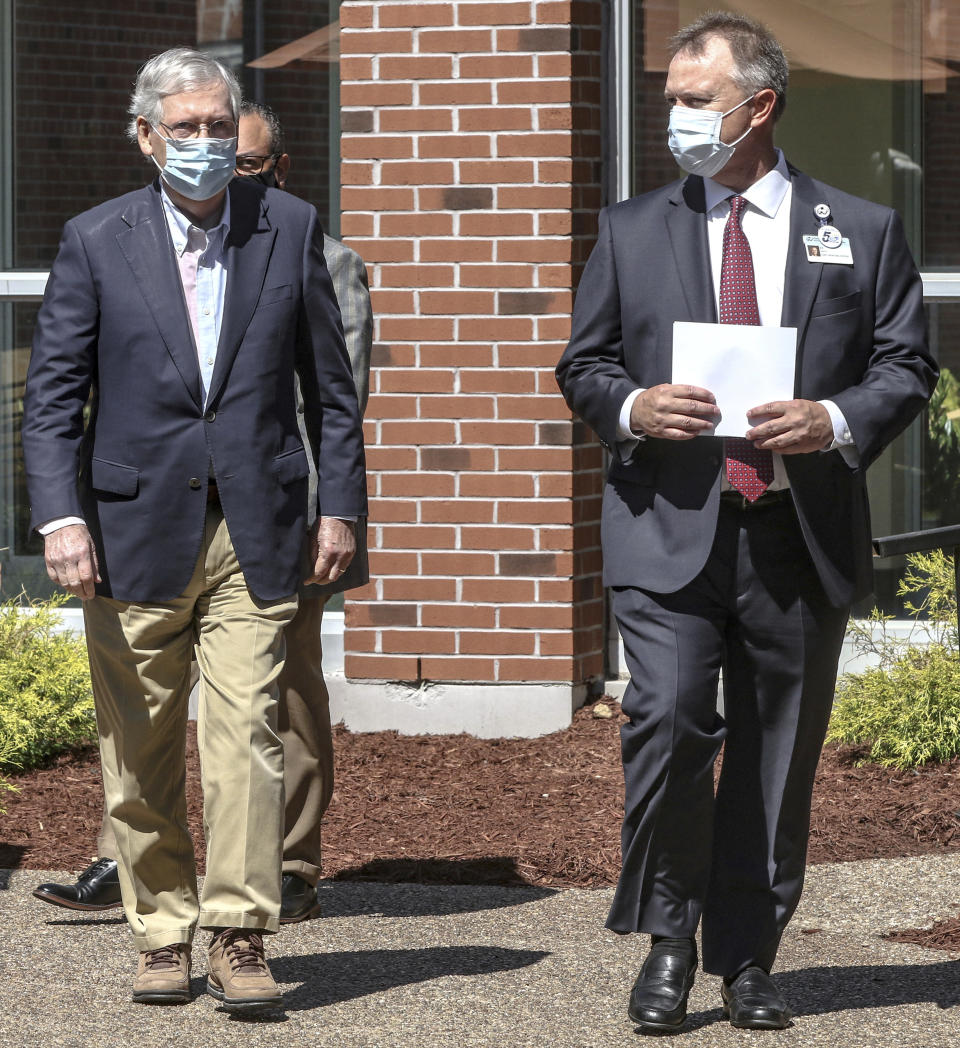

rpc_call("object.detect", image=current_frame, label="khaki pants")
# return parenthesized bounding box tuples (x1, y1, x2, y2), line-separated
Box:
(97, 594, 334, 887)
(276, 595, 334, 885)
(85, 504, 297, 951)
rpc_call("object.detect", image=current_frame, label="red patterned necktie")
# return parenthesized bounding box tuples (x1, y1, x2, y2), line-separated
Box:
(719, 194, 774, 501)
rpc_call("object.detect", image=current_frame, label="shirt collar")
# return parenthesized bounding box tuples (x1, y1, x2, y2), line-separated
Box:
(703, 148, 790, 219)
(160, 184, 231, 256)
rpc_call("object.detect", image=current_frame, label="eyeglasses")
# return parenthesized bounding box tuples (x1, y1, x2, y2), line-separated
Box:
(235, 153, 281, 175)
(157, 119, 237, 141)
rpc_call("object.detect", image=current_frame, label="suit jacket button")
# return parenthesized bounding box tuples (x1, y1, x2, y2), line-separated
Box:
(204, 410, 216, 422)
(188, 477, 202, 489)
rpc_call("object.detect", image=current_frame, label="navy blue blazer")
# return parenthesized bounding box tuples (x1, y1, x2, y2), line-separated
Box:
(22, 178, 367, 602)
(556, 166, 938, 607)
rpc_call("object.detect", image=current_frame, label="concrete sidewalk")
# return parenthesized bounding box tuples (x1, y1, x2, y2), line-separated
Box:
(2, 854, 960, 1047)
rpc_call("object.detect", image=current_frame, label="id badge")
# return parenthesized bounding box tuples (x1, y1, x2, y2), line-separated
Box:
(803, 235, 854, 265)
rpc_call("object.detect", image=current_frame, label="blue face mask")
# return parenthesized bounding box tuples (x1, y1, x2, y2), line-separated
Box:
(667, 95, 755, 178)
(151, 130, 236, 201)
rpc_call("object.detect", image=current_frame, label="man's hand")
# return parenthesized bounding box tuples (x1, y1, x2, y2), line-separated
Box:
(746, 400, 833, 454)
(630, 384, 721, 440)
(44, 524, 100, 601)
(306, 516, 356, 585)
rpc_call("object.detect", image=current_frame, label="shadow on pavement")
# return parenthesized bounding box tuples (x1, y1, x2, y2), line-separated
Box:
(271, 945, 550, 1011)
(0, 850, 27, 885)
(40, 914, 127, 927)
(331, 856, 553, 888)
(320, 873, 557, 919)
(685, 960, 960, 1030)
(778, 962, 960, 1014)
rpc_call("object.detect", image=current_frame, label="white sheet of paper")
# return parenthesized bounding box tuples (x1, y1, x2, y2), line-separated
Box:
(671, 322, 797, 437)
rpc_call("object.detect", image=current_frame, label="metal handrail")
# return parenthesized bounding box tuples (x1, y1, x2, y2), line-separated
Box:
(872, 524, 960, 641)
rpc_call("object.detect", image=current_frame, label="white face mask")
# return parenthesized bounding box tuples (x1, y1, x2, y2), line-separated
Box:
(667, 95, 755, 178)
(151, 129, 236, 201)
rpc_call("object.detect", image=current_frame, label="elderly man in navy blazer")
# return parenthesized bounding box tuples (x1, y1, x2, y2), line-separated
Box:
(557, 12, 936, 1034)
(22, 48, 366, 1012)
(31, 100, 374, 929)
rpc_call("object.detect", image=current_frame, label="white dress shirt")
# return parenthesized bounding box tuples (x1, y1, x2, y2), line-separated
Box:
(616, 150, 856, 483)
(161, 187, 230, 407)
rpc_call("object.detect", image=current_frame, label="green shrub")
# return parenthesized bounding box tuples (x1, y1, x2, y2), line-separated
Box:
(0, 594, 96, 805)
(827, 550, 960, 768)
(0, 730, 16, 812)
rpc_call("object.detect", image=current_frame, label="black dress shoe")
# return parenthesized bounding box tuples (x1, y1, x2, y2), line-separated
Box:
(279, 873, 322, 924)
(628, 938, 698, 1033)
(33, 858, 122, 911)
(721, 966, 792, 1029)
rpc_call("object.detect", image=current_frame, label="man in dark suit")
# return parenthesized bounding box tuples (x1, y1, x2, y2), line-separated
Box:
(556, 12, 936, 1033)
(22, 48, 365, 1012)
(31, 101, 374, 927)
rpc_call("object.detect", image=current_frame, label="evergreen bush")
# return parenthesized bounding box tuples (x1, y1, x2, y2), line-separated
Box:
(0, 594, 95, 807)
(827, 550, 960, 768)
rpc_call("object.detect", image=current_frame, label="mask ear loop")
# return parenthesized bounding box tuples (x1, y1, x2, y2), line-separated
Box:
(728, 125, 753, 149)
(719, 94, 757, 149)
(721, 94, 757, 119)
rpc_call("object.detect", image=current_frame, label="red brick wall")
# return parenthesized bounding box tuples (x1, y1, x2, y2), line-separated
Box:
(339, 0, 605, 686)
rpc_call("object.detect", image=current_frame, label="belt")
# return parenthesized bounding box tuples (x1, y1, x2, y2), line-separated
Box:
(719, 488, 792, 511)
(207, 480, 220, 504)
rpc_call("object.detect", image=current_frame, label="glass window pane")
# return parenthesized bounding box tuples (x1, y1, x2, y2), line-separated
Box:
(630, 1, 960, 266)
(864, 301, 960, 614)
(1, 302, 60, 601)
(922, 300, 960, 529)
(13, 1, 342, 269)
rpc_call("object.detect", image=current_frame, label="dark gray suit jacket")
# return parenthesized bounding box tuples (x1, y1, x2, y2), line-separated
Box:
(557, 166, 938, 607)
(22, 178, 367, 603)
(304, 235, 372, 598)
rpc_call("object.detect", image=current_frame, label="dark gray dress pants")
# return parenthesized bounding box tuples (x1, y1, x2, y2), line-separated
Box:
(606, 497, 849, 977)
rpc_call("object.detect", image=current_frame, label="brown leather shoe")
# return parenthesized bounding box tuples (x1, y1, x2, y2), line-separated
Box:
(132, 943, 191, 1004)
(207, 928, 282, 1012)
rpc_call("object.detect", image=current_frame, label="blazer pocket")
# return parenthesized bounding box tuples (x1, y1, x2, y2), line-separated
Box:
(90, 457, 140, 496)
(810, 290, 861, 318)
(272, 446, 310, 485)
(258, 284, 293, 307)
(607, 456, 658, 488)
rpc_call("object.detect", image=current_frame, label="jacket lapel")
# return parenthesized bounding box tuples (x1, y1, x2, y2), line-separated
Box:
(206, 181, 278, 407)
(116, 183, 203, 408)
(781, 166, 826, 350)
(782, 167, 829, 484)
(665, 176, 716, 323)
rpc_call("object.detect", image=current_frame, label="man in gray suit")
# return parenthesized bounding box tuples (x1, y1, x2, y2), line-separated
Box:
(557, 12, 936, 1033)
(236, 101, 372, 922)
(33, 101, 373, 927)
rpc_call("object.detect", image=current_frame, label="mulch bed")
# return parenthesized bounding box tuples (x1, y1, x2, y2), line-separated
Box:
(6, 696, 960, 949)
(5, 696, 960, 887)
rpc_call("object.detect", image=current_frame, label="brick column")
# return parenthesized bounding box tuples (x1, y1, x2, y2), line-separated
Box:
(336, 0, 605, 736)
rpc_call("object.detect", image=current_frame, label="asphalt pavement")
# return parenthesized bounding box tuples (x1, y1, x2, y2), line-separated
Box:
(2, 854, 960, 1047)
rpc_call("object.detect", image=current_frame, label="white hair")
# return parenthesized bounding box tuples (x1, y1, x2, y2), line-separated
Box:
(126, 47, 241, 140)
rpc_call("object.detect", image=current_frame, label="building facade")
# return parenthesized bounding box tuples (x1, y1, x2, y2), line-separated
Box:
(1, 0, 958, 735)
